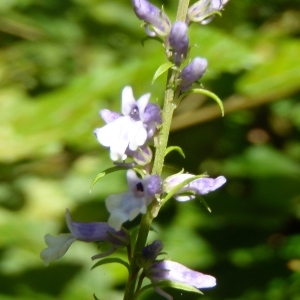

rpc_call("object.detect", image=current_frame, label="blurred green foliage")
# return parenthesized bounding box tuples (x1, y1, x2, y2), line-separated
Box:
(0, 0, 300, 299)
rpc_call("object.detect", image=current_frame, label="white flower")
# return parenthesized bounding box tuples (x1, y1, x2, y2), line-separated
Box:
(94, 86, 151, 161)
(105, 170, 162, 230)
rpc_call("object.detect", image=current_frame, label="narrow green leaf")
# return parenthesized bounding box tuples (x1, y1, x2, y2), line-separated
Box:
(90, 166, 125, 191)
(93, 293, 100, 300)
(198, 196, 211, 213)
(165, 146, 185, 158)
(162, 174, 206, 205)
(181, 88, 224, 116)
(152, 62, 174, 84)
(91, 257, 130, 271)
(139, 280, 203, 296)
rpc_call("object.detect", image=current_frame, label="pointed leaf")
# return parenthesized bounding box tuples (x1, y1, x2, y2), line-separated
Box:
(139, 280, 203, 296)
(90, 166, 125, 191)
(197, 196, 211, 213)
(181, 88, 224, 116)
(152, 62, 174, 84)
(165, 146, 185, 158)
(91, 257, 129, 271)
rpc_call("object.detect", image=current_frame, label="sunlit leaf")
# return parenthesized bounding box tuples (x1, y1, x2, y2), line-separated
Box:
(139, 280, 203, 296)
(90, 166, 125, 191)
(91, 257, 129, 271)
(165, 146, 185, 158)
(152, 62, 174, 84)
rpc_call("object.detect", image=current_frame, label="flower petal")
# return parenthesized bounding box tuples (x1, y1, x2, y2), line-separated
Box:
(122, 86, 136, 116)
(148, 260, 216, 289)
(105, 192, 147, 230)
(40, 233, 76, 266)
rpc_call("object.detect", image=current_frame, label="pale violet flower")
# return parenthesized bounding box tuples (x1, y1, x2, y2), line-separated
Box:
(94, 86, 161, 162)
(106, 170, 162, 231)
(146, 260, 216, 299)
(164, 173, 226, 201)
(40, 209, 129, 265)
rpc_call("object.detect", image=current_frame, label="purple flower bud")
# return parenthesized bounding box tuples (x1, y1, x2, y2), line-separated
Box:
(146, 260, 216, 299)
(132, 0, 171, 37)
(179, 57, 208, 91)
(164, 173, 226, 201)
(168, 21, 189, 65)
(138, 240, 164, 268)
(187, 0, 229, 25)
(142, 240, 164, 261)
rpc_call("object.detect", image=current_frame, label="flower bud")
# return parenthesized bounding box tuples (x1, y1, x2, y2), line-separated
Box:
(168, 21, 189, 65)
(132, 0, 171, 36)
(187, 0, 228, 25)
(179, 57, 208, 91)
(138, 240, 164, 268)
(125, 145, 153, 166)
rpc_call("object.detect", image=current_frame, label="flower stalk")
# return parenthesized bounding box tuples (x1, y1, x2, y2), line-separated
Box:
(123, 1, 191, 299)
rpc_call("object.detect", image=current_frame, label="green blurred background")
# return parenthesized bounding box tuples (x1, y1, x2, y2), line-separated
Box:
(0, 0, 300, 299)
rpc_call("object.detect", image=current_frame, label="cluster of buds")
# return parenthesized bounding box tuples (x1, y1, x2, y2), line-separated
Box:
(132, 0, 229, 91)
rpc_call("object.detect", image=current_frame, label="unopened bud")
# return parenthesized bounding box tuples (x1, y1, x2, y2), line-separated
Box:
(168, 21, 189, 65)
(132, 0, 171, 36)
(179, 57, 208, 91)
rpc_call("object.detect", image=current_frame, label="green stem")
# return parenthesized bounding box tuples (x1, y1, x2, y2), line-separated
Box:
(123, 1, 190, 299)
(176, 0, 190, 22)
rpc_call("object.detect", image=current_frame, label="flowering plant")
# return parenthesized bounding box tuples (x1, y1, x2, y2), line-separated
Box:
(41, 0, 229, 299)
